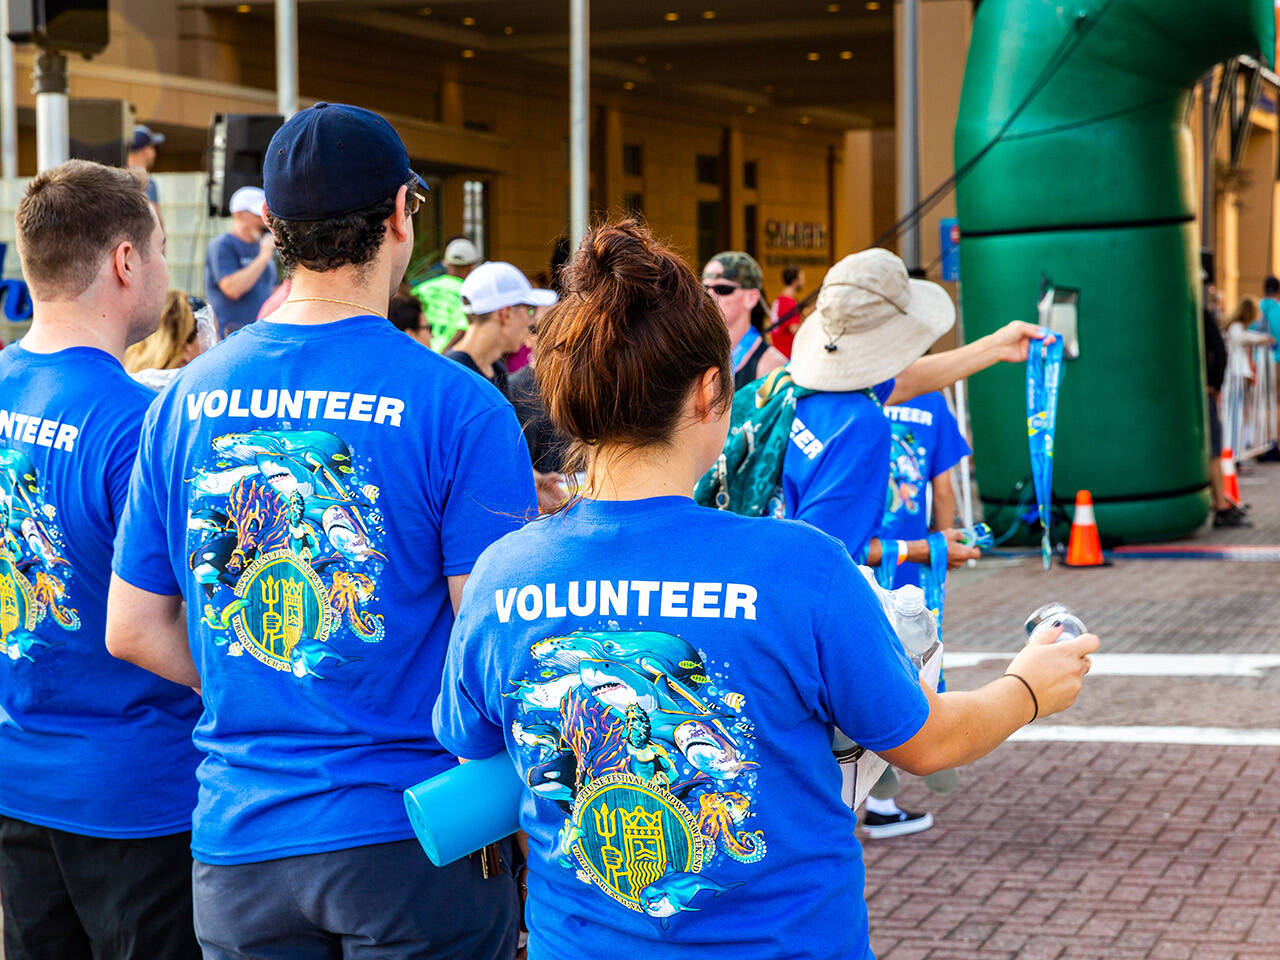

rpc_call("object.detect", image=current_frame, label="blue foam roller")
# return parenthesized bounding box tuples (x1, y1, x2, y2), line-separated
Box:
(404, 752, 524, 866)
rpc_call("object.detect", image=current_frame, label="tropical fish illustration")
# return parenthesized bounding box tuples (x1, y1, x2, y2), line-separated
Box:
(638, 865, 743, 927)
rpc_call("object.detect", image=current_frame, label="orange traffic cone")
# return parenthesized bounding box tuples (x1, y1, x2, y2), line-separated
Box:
(1221, 448, 1242, 507)
(1065, 490, 1104, 567)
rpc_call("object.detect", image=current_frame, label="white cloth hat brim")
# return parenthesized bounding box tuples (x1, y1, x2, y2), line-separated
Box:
(527, 289, 558, 307)
(788, 278, 956, 392)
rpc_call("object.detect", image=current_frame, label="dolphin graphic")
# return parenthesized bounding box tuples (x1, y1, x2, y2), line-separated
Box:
(638, 865, 743, 928)
(289, 641, 360, 679)
(532, 631, 707, 689)
(5, 630, 58, 662)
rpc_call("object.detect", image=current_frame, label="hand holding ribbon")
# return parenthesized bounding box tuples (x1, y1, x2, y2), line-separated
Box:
(1026, 329, 1064, 571)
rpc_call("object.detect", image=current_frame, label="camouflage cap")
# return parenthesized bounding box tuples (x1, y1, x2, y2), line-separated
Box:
(707, 250, 764, 290)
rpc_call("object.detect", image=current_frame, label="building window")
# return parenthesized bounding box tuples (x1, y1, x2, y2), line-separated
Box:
(624, 192, 645, 217)
(623, 143, 643, 178)
(744, 161, 758, 190)
(696, 154, 720, 186)
(463, 179, 487, 260)
(697, 201, 721, 266)
(744, 204, 758, 260)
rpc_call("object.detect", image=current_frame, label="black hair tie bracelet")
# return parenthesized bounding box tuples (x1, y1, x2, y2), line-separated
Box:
(1003, 672, 1039, 724)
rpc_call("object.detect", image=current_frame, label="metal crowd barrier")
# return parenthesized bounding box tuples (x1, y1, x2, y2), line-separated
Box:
(1222, 326, 1278, 459)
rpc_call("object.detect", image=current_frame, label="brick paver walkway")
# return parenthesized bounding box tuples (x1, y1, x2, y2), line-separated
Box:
(864, 460, 1280, 959)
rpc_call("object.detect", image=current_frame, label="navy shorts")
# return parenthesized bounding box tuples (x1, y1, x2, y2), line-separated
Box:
(192, 838, 519, 960)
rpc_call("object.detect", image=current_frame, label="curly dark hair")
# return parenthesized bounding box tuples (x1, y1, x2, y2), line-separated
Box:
(266, 184, 407, 275)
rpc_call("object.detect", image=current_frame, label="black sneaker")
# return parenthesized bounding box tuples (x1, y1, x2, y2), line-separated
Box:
(1214, 509, 1252, 528)
(861, 808, 934, 839)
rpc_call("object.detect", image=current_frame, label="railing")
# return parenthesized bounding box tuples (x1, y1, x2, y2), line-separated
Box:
(1222, 326, 1278, 459)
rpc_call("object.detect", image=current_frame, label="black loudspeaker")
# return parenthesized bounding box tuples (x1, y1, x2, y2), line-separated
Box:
(207, 113, 284, 218)
(6, 0, 109, 57)
(68, 97, 131, 167)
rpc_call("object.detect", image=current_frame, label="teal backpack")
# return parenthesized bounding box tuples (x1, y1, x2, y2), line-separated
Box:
(694, 369, 815, 518)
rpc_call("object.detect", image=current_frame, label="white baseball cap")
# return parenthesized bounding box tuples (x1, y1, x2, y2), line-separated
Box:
(443, 238, 479, 266)
(228, 186, 266, 216)
(460, 261, 557, 315)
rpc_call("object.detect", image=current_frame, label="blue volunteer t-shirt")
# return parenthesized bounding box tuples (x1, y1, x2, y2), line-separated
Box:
(781, 380, 894, 561)
(877, 391, 970, 587)
(112, 314, 537, 865)
(204, 232, 278, 336)
(435, 496, 928, 960)
(0, 344, 202, 838)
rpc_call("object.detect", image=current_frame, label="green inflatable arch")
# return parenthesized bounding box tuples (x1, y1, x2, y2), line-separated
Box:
(954, 0, 1275, 544)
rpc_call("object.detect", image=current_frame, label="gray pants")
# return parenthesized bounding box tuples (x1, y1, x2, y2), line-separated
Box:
(192, 838, 519, 960)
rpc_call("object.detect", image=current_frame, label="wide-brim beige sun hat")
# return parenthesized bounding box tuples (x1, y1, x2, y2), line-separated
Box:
(789, 248, 956, 392)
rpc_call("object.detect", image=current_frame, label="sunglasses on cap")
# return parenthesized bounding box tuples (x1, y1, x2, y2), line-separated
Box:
(703, 281, 741, 297)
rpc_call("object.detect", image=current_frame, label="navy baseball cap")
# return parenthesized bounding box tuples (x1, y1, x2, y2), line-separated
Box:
(264, 102, 428, 221)
(131, 125, 164, 151)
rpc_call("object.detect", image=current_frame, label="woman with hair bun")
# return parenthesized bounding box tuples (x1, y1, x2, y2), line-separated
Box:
(434, 219, 1095, 959)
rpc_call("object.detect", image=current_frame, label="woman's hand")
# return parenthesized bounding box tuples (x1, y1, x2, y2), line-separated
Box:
(1004, 626, 1099, 721)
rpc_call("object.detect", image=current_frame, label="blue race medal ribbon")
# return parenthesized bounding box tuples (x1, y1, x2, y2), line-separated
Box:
(731, 326, 762, 373)
(921, 531, 949, 625)
(1026, 333, 1064, 570)
(874, 538, 899, 590)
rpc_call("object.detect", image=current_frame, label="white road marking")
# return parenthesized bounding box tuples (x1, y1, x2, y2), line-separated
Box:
(945, 652, 1280, 677)
(1009, 725, 1280, 747)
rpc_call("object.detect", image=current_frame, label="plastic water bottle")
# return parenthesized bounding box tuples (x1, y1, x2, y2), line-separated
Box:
(890, 586, 937, 659)
(1024, 602, 1088, 643)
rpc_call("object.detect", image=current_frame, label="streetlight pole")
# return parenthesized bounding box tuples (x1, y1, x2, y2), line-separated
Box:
(34, 48, 67, 173)
(569, 0, 589, 250)
(899, 0, 921, 269)
(0, 2, 17, 178)
(276, 0, 298, 119)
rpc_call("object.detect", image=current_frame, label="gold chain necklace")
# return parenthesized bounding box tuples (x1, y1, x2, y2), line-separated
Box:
(282, 297, 387, 319)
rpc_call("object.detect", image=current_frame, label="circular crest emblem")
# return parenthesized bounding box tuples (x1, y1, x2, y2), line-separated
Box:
(0, 550, 35, 654)
(231, 550, 330, 671)
(571, 772, 704, 911)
